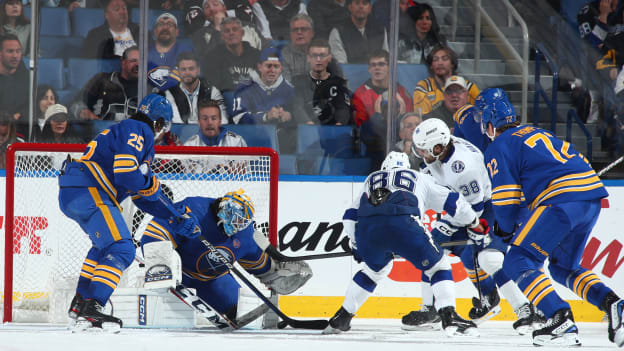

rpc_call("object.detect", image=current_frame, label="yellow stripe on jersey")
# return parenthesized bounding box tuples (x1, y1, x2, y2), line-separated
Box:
(137, 175, 160, 197)
(239, 252, 270, 271)
(453, 104, 473, 124)
(113, 154, 139, 173)
(492, 184, 524, 206)
(77, 159, 121, 211)
(513, 206, 547, 246)
(144, 221, 178, 248)
(183, 269, 228, 281)
(88, 187, 122, 241)
(530, 171, 603, 209)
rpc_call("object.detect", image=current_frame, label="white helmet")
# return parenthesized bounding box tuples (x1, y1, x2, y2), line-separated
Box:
(411, 118, 451, 161)
(381, 151, 410, 171)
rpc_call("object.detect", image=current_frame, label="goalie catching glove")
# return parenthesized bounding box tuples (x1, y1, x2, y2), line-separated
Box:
(256, 258, 313, 295)
(467, 218, 491, 248)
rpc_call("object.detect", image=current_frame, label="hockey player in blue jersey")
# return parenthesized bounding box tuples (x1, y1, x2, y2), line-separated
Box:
(478, 88, 624, 347)
(405, 118, 542, 334)
(452, 99, 490, 153)
(140, 189, 312, 320)
(58, 94, 201, 332)
(324, 151, 483, 336)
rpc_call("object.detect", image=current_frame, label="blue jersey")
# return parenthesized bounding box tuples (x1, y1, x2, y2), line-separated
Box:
(453, 104, 490, 153)
(59, 119, 160, 205)
(231, 74, 295, 124)
(141, 196, 270, 281)
(484, 125, 608, 233)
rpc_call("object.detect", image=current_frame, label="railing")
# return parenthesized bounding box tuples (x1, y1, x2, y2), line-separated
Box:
(533, 43, 559, 133)
(566, 109, 593, 162)
(473, 0, 529, 123)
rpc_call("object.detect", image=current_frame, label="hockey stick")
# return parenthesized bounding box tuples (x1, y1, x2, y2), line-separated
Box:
(472, 251, 483, 303)
(197, 234, 329, 330)
(597, 155, 624, 177)
(170, 285, 270, 331)
(440, 239, 472, 247)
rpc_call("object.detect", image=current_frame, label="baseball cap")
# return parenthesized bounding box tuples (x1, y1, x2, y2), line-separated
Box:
(259, 47, 282, 63)
(44, 104, 68, 122)
(444, 75, 467, 91)
(156, 12, 178, 27)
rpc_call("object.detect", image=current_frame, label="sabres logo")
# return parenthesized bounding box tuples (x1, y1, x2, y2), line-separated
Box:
(451, 160, 465, 173)
(232, 239, 241, 248)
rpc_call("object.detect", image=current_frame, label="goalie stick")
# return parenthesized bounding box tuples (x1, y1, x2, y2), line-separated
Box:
(170, 285, 270, 331)
(197, 234, 329, 330)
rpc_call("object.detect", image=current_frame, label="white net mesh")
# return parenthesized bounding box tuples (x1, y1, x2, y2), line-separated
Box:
(2, 145, 276, 323)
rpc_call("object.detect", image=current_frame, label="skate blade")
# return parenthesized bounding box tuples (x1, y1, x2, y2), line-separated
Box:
(401, 322, 442, 331)
(71, 319, 92, 333)
(514, 324, 532, 335)
(533, 333, 581, 347)
(443, 326, 479, 337)
(615, 328, 624, 347)
(473, 305, 501, 325)
(322, 325, 345, 335)
(71, 320, 120, 334)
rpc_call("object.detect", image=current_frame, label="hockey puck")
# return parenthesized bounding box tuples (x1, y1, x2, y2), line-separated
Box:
(277, 321, 288, 329)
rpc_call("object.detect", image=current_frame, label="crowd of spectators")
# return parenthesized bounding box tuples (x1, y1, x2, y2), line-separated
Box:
(7, 0, 611, 176)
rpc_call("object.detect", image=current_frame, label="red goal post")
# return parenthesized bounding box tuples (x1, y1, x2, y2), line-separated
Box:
(3, 143, 279, 323)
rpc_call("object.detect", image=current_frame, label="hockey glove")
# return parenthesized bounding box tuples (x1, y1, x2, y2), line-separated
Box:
(493, 222, 514, 243)
(432, 218, 459, 237)
(467, 218, 491, 248)
(169, 212, 201, 239)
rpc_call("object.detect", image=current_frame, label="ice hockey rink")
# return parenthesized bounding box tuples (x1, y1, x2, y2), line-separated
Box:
(0, 320, 615, 351)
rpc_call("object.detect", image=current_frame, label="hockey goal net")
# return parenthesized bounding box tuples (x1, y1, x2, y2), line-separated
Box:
(2, 143, 278, 323)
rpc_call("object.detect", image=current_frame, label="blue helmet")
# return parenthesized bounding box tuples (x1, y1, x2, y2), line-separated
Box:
(475, 88, 516, 136)
(138, 94, 173, 138)
(217, 189, 255, 236)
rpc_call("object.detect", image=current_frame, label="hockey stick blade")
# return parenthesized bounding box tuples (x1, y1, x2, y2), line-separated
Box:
(198, 234, 329, 330)
(170, 285, 238, 330)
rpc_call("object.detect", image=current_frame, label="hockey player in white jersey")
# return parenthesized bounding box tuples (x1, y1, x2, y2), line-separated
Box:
(324, 151, 483, 336)
(404, 118, 543, 334)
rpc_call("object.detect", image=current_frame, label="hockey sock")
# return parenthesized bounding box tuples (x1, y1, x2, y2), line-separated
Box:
(343, 271, 377, 314)
(430, 269, 455, 310)
(498, 280, 529, 311)
(86, 240, 135, 305)
(516, 269, 567, 319)
(421, 274, 434, 306)
(76, 247, 100, 297)
(552, 266, 611, 309)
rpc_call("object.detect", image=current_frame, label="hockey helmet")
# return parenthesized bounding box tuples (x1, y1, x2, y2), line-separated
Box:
(381, 151, 410, 171)
(138, 94, 173, 139)
(217, 189, 255, 236)
(475, 88, 516, 138)
(411, 118, 451, 161)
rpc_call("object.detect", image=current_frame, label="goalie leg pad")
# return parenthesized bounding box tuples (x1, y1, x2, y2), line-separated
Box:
(143, 241, 182, 289)
(257, 259, 313, 295)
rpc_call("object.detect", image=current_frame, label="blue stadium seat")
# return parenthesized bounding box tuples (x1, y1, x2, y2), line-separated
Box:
(39, 36, 83, 59)
(296, 124, 357, 158)
(71, 8, 105, 38)
(67, 58, 121, 89)
(37, 58, 65, 90)
(227, 124, 279, 150)
(170, 123, 197, 144)
(56, 89, 78, 107)
(341, 63, 428, 93)
(279, 154, 298, 175)
(41, 8, 71, 37)
(92, 120, 116, 135)
(297, 155, 372, 175)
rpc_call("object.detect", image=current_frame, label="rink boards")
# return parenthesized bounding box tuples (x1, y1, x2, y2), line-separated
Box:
(1, 177, 623, 322)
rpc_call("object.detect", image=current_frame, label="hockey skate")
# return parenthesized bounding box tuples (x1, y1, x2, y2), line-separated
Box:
(468, 288, 501, 325)
(601, 292, 624, 346)
(512, 303, 544, 335)
(532, 308, 581, 347)
(401, 305, 441, 331)
(438, 306, 479, 337)
(67, 293, 84, 323)
(73, 299, 122, 333)
(323, 307, 354, 334)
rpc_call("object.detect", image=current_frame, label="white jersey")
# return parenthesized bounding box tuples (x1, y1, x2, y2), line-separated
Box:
(421, 136, 492, 217)
(342, 167, 479, 242)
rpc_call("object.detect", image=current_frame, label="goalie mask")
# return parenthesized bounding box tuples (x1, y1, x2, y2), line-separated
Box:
(217, 189, 255, 236)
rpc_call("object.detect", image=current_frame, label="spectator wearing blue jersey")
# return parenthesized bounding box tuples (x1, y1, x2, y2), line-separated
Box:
(148, 12, 193, 91)
(232, 47, 295, 152)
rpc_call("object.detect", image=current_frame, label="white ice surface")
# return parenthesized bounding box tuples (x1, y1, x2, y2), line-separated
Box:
(0, 320, 616, 351)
